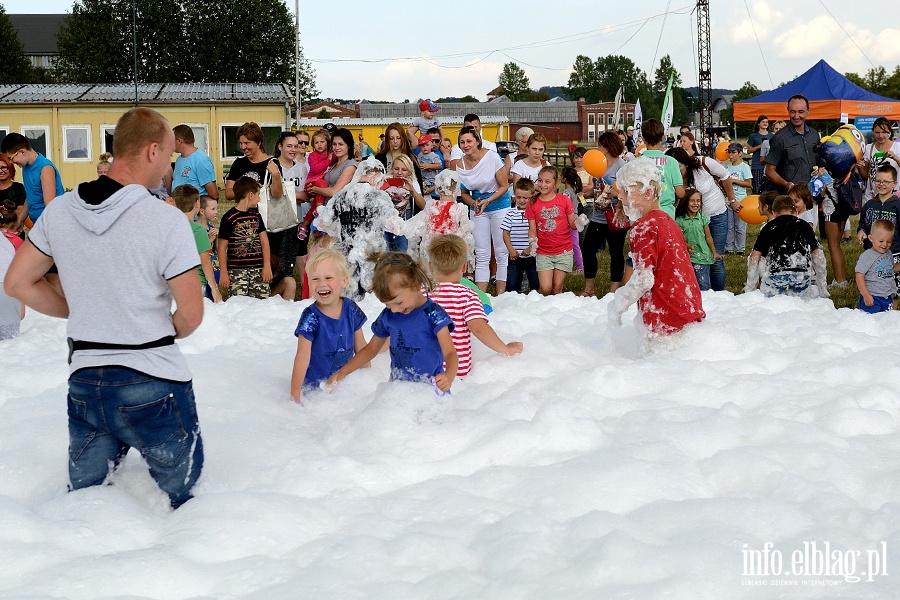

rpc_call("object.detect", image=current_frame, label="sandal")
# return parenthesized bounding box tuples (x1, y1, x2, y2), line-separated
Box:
(578, 290, 596, 297)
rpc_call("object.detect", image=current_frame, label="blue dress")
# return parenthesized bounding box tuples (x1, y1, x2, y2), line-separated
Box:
(294, 299, 367, 387)
(370, 299, 454, 382)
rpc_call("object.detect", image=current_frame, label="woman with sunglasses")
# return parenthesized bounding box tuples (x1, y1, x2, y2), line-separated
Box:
(456, 125, 510, 294)
(0, 155, 25, 234)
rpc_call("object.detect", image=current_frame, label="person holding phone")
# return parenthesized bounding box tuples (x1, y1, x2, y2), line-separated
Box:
(858, 117, 900, 201)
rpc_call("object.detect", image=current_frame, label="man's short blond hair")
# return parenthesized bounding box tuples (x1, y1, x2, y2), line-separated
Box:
(427, 234, 468, 276)
(113, 107, 170, 159)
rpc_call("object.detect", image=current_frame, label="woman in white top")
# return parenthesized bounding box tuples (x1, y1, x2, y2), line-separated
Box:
(858, 117, 900, 201)
(510, 133, 549, 185)
(275, 130, 312, 278)
(456, 126, 511, 294)
(667, 147, 736, 292)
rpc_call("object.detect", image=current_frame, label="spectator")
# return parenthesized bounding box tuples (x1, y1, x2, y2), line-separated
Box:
(765, 95, 820, 193)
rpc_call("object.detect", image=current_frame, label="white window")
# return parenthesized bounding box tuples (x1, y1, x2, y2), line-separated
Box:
(183, 124, 209, 154)
(588, 113, 595, 126)
(220, 124, 283, 160)
(607, 114, 614, 130)
(62, 125, 92, 162)
(0, 127, 8, 147)
(21, 126, 50, 158)
(100, 125, 116, 156)
(587, 130, 595, 142)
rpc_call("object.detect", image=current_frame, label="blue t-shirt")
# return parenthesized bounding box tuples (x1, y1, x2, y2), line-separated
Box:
(173, 149, 217, 195)
(22, 153, 64, 222)
(370, 298, 454, 382)
(294, 298, 367, 387)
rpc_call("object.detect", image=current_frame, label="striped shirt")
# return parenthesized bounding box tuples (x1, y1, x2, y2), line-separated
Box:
(428, 282, 487, 377)
(500, 207, 531, 252)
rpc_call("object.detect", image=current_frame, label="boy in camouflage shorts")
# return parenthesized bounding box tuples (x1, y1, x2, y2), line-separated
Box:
(217, 176, 272, 299)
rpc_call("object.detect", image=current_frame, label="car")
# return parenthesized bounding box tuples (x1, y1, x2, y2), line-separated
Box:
(494, 140, 518, 160)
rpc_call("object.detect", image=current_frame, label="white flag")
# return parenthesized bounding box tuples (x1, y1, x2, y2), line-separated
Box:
(612, 84, 624, 130)
(632, 99, 642, 144)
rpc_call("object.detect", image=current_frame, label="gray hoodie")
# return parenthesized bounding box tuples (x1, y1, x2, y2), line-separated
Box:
(28, 183, 200, 380)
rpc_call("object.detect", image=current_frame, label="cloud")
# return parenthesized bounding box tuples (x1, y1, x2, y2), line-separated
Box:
(728, 1, 786, 44)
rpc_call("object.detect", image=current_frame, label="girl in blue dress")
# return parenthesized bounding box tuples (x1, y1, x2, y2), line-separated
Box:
(290, 248, 368, 403)
(328, 252, 458, 393)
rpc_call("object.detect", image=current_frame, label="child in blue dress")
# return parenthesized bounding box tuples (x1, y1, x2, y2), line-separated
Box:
(290, 248, 368, 402)
(328, 252, 458, 393)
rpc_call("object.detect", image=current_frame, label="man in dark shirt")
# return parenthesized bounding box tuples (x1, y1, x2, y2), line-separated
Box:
(765, 94, 820, 193)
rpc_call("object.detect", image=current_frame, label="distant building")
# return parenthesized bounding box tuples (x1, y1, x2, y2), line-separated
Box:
(9, 14, 66, 70)
(581, 102, 637, 143)
(300, 100, 359, 120)
(0, 83, 293, 188)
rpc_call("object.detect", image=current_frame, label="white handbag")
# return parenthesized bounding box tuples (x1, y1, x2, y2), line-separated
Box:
(258, 160, 299, 233)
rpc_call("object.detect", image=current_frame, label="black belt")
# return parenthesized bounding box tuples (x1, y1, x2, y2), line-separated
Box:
(67, 336, 175, 364)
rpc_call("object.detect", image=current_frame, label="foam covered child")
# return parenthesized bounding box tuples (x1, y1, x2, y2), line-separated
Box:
(607, 159, 705, 336)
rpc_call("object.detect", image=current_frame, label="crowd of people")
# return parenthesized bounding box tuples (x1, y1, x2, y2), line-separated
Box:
(2, 96, 900, 508)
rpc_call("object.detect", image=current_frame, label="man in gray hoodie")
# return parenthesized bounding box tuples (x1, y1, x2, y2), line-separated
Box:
(4, 107, 205, 509)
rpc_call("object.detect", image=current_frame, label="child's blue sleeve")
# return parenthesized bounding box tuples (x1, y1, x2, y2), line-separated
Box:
(371, 309, 390, 338)
(349, 300, 367, 331)
(295, 307, 319, 341)
(424, 302, 454, 335)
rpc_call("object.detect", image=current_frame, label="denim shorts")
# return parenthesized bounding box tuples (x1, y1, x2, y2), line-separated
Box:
(67, 367, 203, 508)
(536, 250, 573, 272)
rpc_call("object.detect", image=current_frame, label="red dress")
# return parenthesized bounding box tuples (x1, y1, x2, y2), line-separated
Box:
(629, 210, 705, 334)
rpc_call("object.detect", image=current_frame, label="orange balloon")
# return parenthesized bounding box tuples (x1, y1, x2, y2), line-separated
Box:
(583, 149, 607, 178)
(715, 141, 729, 161)
(737, 195, 767, 225)
(635, 144, 646, 157)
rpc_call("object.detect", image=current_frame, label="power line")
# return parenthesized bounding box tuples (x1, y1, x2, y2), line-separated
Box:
(742, 0, 774, 87)
(649, 0, 673, 78)
(817, 0, 876, 70)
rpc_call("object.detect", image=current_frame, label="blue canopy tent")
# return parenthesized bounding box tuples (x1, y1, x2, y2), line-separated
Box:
(733, 59, 900, 122)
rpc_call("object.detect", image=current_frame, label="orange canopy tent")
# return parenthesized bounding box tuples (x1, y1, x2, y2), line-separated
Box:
(733, 60, 900, 122)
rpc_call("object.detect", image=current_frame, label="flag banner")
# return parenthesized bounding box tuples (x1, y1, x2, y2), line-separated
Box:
(633, 99, 642, 144)
(661, 73, 674, 131)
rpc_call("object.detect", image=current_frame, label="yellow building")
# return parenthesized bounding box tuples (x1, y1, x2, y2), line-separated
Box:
(0, 83, 293, 189)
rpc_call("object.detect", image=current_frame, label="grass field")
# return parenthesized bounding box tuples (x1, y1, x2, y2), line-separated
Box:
(216, 197, 866, 310)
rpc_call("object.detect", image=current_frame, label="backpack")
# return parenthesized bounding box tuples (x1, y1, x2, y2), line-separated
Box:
(833, 170, 863, 215)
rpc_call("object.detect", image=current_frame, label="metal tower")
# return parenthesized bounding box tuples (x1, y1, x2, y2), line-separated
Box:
(697, 0, 712, 136)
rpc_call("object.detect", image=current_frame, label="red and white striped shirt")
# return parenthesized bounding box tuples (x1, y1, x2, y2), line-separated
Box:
(428, 282, 487, 377)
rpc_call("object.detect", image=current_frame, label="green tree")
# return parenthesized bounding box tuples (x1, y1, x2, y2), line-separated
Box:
(565, 55, 600, 103)
(0, 3, 40, 83)
(55, 0, 318, 100)
(316, 107, 329, 119)
(498, 62, 530, 101)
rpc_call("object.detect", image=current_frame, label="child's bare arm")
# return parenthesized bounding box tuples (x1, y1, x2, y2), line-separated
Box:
(290, 336, 313, 402)
(855, 272, 873, 305)
(353, 329, 371, 368)
(328, 335, 387, 386)
(433, 327, 458, 392)
(567, 212, 577, 230)
(468, 318, 523, 356)
(259, 230, 272, 283)
(199, 252, 222, 302)
(503, 230, 518, 259)
(217, 238, 230, 288)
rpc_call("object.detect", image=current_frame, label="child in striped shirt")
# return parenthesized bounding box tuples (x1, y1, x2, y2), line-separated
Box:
(501, 178, 539, 293)
(426, 234, 523, 377)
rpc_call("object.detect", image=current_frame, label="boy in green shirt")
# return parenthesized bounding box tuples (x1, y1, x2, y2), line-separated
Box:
(636, 118, 684, 217)
(174, 184, 222, 302)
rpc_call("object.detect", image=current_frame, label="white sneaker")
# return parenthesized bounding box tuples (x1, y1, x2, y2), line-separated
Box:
(828, 280, 848, 289)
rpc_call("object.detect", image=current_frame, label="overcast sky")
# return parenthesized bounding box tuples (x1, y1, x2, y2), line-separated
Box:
(18, 1, 900, 102)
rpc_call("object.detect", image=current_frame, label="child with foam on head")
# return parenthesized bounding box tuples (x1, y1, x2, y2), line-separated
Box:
(327, 252, 458, 393)
(290, 248, 369, 402)
(217, 176, 272, 299)
(526, 166, 589, 295)
(608, 158, 705, 336)
(675, 187, 721, 291)
(173, 184, 222, 303)
(744, 195, 829, 298)
(855, 219, 898, 313)
(426, 234, 523, 377)
(408, 99, 445, 149)
(501, 178, 539, 293)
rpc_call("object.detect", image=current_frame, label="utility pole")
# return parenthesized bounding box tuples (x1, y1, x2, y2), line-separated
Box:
(697, 0, 712, 139)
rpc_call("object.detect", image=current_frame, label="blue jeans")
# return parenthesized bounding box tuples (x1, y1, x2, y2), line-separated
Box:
(708, 211, 727, 291)
(67, 367, 204, 508)
(507, 255, 539, 293)
(384, 231, 408, 252)
(692, 263, 711, 291)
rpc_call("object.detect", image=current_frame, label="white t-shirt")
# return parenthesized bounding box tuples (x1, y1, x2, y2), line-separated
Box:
(456, 150, 505, 193)
(863, 141, 900, 201)
(510, 159, 546, 183)
(694, 156, 731, 218)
